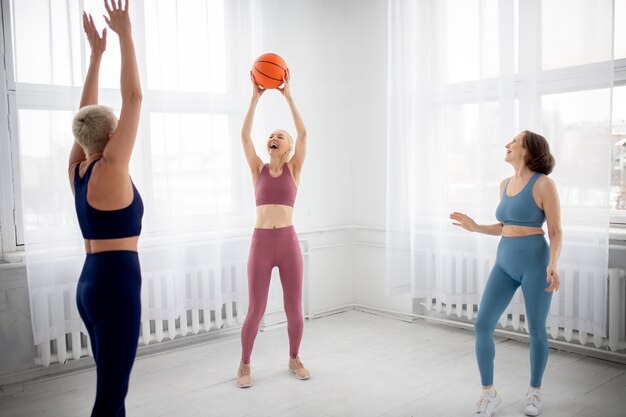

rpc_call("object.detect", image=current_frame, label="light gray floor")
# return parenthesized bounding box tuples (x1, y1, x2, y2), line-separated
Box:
(1, 310, 625, 417)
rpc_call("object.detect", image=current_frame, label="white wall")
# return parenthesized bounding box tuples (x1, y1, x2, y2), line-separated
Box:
(344, 0, 413, 314)
(255, 0, 354, 231)
(254, 0, 412, 318)
(346, 0, 388, 229)
(254, 0, 357, 318)
(0, 265, 36, 377)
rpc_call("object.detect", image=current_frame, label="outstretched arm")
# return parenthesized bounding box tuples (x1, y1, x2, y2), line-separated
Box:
(80, 12, 107, 108)
(241, 72, 264, 176)
(279, 69, 306, 170)
(450, 212, 503, 236)
(102, 0, 142, 168)
(69, 12, 107, 170)
(449, 179, 507, 236)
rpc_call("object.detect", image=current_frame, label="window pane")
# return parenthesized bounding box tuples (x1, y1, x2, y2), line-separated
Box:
(513, 0, 519, 74)
(611, 86, 626, 210)
(616, 0, 626, 60)
(149, 113, 231, 219)
(18, 110, 77, 236)
(10, 0, 127, 88)
(144, 0, 227, 93)
(444, 101, 503, 204)
(542, 0, 613, 70)
(444, 0, 500, 83)
(82, 0, 123, 89)
(11, 0, 82, 85)
(541, 89, 612, 208)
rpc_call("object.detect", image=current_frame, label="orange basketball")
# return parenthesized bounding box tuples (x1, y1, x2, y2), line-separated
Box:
(252, 53, 288, 89)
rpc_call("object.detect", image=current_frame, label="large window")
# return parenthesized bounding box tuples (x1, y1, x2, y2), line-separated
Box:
(1, 0, 252, 254)
(440, 0, 624, 221)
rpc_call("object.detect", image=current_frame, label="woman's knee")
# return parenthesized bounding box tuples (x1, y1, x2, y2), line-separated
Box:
(527, 322, 548, 343)
(243, 306, 265, 325)
(284, 303, 303, 322)
(474, 315, 496, 338)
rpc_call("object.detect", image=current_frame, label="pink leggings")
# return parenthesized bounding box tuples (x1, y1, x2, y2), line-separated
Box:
(241, 226, 303, 364)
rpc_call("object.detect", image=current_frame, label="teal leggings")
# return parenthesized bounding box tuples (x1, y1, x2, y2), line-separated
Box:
(475, 234, 552, 388)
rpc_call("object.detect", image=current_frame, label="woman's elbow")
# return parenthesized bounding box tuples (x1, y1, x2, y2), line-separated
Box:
(548, 227, 562, 240)
(131, 90, 143, 102)
(124, 90, 143, 102)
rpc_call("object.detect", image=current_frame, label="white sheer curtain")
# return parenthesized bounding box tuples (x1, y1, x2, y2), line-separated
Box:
(386, 0, 613, 336)
(12, 0, 259, 345)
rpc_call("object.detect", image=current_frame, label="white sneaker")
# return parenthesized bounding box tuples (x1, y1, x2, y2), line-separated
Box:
(524, 389, 542, 416)
(472, 391, 502, 417)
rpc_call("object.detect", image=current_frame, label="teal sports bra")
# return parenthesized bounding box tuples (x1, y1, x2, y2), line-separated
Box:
(495, 172, 545, 228)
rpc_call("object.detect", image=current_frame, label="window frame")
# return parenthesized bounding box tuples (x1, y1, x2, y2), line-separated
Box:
(0, 0, 22, 256)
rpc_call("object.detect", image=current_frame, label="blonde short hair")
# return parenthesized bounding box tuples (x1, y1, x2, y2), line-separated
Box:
(72, 105, 118, 154)
(278, 129, 294, 164)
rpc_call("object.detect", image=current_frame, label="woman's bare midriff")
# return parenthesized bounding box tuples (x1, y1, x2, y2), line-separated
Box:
(85, 236, 139, 254)
(502, 225, 544, 237)
(255, 205, 294, 229)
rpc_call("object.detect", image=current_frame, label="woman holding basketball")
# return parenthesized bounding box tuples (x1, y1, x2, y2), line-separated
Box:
(236, 68, 309, 388)
(69, 1, 143, 414)
(450, 131, 562, 417)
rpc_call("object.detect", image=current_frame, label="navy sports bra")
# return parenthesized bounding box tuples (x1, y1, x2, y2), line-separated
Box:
(495, 172, 545, 228)
(74, 160, 143, 239)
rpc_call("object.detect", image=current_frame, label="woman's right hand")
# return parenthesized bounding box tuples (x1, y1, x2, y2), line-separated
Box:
(250, 72, 265, 99)
(104, 0, 131, 37)
(83, 12, 107, 57)
(450, 212, 477, 232)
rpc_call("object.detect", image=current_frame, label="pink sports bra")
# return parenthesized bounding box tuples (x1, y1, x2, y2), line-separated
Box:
(255, 164, 297, 207)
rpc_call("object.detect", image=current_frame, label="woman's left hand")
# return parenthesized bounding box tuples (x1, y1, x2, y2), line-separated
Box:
(278, 69, 291, 99)
(546, 263, 560, 292)
(83, 12, 107, 57)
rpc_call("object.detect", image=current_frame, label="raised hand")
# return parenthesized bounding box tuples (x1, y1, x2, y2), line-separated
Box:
(103, 0, 131, 36)
(83, 12, 107, 57)
(250, 71, 266, 99)
(278, 68, 291, 99)
(545, 264, 560, 292)
(450, 212, 477, 232)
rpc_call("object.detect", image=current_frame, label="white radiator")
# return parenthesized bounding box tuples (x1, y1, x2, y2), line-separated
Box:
(35, 262, 249, 367)
(421, 250, 626, 353)
(34, 239, 310, 368)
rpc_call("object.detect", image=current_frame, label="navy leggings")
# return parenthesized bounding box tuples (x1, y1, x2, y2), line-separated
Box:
(76, 251, 142, 417)
(475, 235, 552, 388)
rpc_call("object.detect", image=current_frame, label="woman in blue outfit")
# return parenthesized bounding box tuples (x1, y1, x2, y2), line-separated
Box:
(450, 131, 562, 417)
(69, 1, 143, 415)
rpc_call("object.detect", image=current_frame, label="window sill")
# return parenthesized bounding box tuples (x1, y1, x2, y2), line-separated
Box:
(0, 251, 26, 269)
(610, 226, 626, 243)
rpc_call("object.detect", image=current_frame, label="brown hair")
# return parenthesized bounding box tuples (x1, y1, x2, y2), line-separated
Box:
(522, 130, 555, 175)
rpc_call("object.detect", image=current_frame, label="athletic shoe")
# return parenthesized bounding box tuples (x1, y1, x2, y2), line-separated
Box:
(288, 356, 310, 380)
(472, 391, 502, 417)
(524, 389, 542, 416)
(236, 362, 252, 388)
